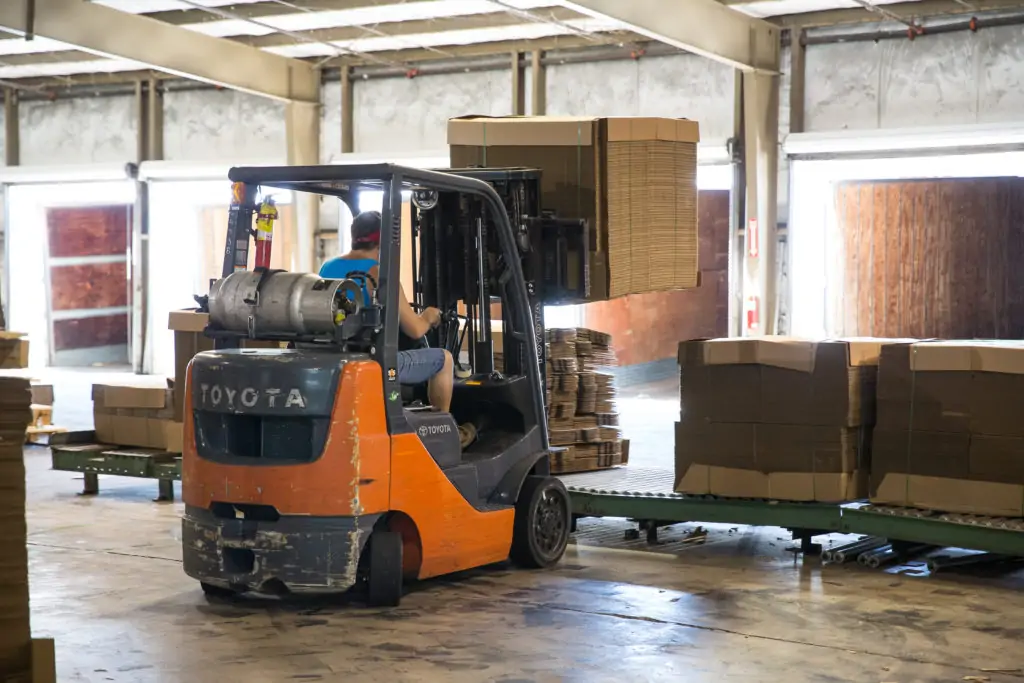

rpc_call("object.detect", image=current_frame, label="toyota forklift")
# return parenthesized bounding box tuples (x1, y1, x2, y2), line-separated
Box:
(181, 164, 589, 606)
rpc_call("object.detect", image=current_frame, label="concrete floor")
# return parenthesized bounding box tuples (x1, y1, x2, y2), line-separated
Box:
(20, 370, 1024, 682)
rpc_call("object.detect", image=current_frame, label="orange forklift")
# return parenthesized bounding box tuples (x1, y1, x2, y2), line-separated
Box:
(181, 164, 588, 605)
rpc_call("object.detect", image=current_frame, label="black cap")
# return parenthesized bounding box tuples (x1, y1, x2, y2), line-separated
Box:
(351, 210, 382, 247)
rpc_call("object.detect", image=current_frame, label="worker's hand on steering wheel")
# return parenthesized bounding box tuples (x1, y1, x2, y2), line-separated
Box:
(422, 306, 443, 328)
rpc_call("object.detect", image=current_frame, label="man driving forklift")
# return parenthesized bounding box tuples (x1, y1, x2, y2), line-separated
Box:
(320, 210, 476, 449)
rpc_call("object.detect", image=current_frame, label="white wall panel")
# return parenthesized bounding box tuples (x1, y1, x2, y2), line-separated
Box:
(163, 88, 286, 163)
(321, 80, 341, 162)
(805, 26, 1024, 132)
(20, 96, 135, 165)
(353, 70, 511, 153)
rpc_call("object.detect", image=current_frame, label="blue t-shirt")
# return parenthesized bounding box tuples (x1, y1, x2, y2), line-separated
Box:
(319, 257, 378, 306)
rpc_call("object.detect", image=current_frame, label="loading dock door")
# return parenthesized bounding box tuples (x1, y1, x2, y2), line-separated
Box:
(832, 177, 1024, 339)
(45, 205, 132, 366)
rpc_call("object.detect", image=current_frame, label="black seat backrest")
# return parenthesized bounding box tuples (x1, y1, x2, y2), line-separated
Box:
(403, 409, 461, 469)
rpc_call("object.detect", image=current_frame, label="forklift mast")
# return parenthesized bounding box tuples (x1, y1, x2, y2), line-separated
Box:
(211, 164, 588, 449)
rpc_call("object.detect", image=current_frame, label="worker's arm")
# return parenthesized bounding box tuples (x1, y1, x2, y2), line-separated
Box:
(368, 265, 438, 339)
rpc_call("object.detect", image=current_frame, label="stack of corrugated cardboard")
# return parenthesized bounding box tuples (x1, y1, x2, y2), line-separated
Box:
(0, 377, 55, 682)
(448, 115, 700, 301)
(676, 338, 881, 502)
(0, 333, 29, 370)
(872, 341, 1024, 517)
(93, 383, 182, 453)
(547, 327, 627, 474)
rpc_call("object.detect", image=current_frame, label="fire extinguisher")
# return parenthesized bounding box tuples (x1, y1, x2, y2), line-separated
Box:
(745, 295, 760, 333)
(254, 197, 278, 270)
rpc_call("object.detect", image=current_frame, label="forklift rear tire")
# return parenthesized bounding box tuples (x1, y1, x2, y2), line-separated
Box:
(367, 531, 403, 607)
(510, 476, 570, 569)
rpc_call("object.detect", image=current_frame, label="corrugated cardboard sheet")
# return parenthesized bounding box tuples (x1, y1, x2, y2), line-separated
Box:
(448, 115, 700, 301)
(871, 341, 1024, 516)
(675, 337, 876, 502)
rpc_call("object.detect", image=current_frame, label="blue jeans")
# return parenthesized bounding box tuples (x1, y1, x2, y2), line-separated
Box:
(397, 348, 446, 385)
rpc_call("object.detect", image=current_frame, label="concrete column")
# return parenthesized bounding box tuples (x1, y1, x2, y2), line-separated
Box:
(789, 28, 806, 134)
(742, 71, 780, 336)
(511, 52, 526, 115)
(340, 66, 354, 154)
(286, 98, 320, 273)
(530, 50, 546, 115)
(4, 88, 19, 166)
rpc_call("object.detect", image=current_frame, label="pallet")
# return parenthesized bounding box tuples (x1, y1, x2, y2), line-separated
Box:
(50, 431, 181, 502)
(24, 404, 67, 444)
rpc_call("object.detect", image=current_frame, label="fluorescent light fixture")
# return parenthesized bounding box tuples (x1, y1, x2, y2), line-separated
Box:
(186, 0, 562, 39)
(266, 17, 620, 57)
(0, 163, 136, 184)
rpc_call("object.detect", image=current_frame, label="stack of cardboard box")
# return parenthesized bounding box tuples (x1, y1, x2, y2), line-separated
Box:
(547, 327, 626, 474)
(448, 115, 700, 301)
(872, 341, 1024, 517)
(0, 377, 54, 682)
(93, 383, 182, 453)
(0, 378, 32, 678)
(675, 338, 881, 502)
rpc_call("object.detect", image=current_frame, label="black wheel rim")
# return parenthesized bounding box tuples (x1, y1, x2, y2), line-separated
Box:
(533, 487, 567, 559)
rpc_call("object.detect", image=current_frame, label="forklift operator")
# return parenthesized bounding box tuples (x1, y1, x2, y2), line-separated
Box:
(319, 211, 467, 432)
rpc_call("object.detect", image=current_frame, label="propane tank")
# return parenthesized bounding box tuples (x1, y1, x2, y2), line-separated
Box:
(208, 271, 360, 337)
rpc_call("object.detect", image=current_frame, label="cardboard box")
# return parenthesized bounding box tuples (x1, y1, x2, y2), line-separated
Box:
(448, 115, 700, 301)
(678, 337, 885, 428)
(93, 382, 175, 449)
(29, 384, 53, 407)
(168, 309, 278, 421)
(164, 421, 183, 454)
(674, 421, 869, 502)
(872, 340, 1024, 516)
(0, 333, 29, 369)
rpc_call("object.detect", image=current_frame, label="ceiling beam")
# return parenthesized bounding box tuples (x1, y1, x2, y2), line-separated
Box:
(770, 0, 1024, 27)
(557, 0, 779, 72)
(0, 0, 319, 102)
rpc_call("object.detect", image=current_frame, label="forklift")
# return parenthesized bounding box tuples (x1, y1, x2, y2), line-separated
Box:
(181, 164, 589, 606)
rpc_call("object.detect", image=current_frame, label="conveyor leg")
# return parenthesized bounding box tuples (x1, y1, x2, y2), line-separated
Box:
(570, 515, 579, 533)
(157, 479, 175, 502)
(81, 473, 99, 496)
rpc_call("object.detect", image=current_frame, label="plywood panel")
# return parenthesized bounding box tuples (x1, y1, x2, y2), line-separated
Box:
(52, 314, 129, 351)
(46, 206, 129, 258)
(583, 190, 730, 366)
(49, 263, 128, 311)
(834, 177, 1024, 339)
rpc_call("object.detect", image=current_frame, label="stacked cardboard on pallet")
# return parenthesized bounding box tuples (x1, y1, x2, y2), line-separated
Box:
(448, 116, 700, 301)
(0, 333, 29, 369)
(0, 377, 55, 682)
(546, 328, 627, 474)
(872, 341, 1024, 517)
(93, 383, 182, 452)
(676, 338, 883, 502)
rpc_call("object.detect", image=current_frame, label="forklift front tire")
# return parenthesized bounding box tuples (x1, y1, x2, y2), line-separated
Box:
(510, 476, 571, 569)
(367, 531, 404, 607)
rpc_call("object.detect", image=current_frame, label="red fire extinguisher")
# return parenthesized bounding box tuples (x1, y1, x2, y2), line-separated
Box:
(254, 197, 278, 270)
(745, 295, 760, 332)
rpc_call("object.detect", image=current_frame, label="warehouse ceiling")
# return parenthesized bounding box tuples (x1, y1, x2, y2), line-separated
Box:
(0, 0, 1018, 85)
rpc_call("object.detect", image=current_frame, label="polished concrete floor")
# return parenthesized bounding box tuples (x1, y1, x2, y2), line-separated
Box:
(21, 370, 1024, 682)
